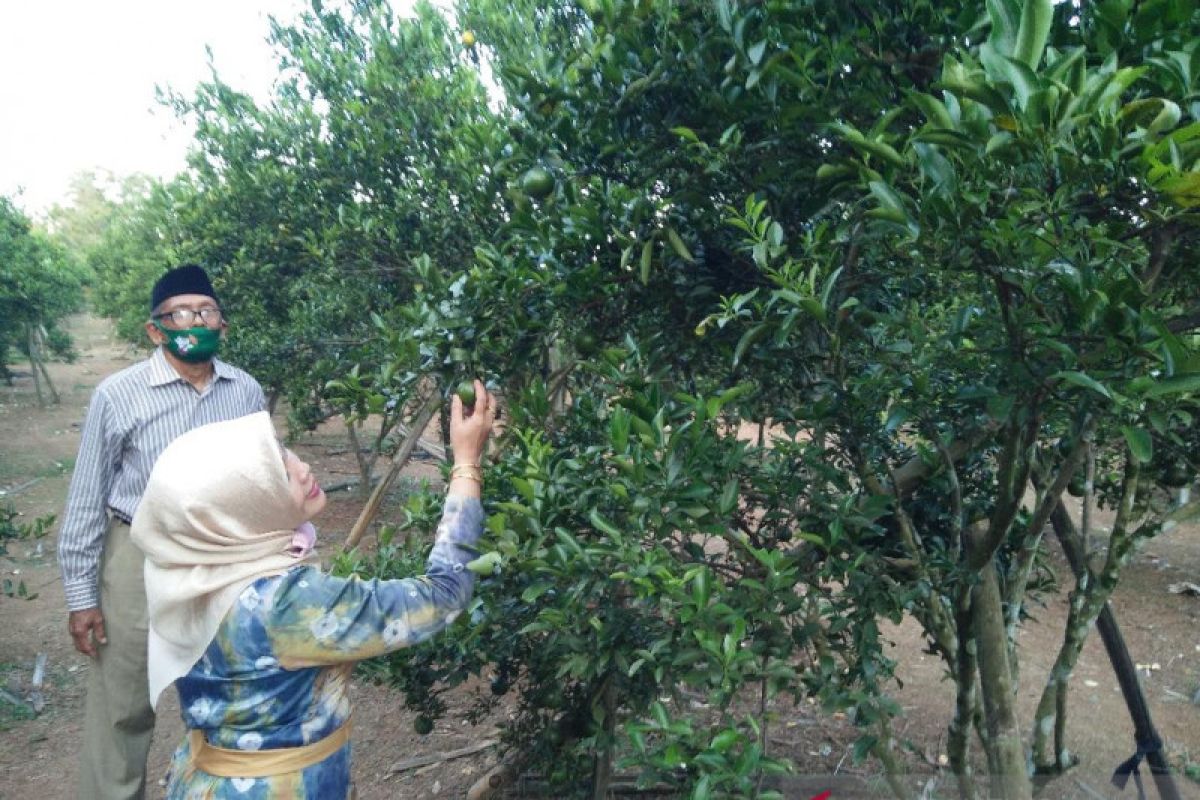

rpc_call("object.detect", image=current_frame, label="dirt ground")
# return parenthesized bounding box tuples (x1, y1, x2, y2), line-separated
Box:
(0, 314, 1198, 800)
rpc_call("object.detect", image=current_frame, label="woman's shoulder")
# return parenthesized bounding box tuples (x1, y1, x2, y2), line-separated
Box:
(249, 564, 361, 612)
(221, 566, 321, 621)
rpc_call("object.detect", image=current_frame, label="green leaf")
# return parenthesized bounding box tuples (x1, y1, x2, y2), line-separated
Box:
(909, 91, 956, 130)
(986, 0, 1022, 55)
(866, 207, 908, 224)
(1120, 426, 1153, 464)
(1050, 370, 1114, 400)
(884, 405, 909, 432)
(1046, 46, 1087, 86)
(666, 227, 695, 263)
(520, 581, 554, 602)
(670, 126, 700, 143)
(940, 73, 1012, 114)
(818, 265, 844, 311)
(747, 40, 767, 66)
(986, 131, 1015, 154)
(711, 729, 740, 753)
(830, 122, 906, 167)
(719, 477, 739, 515)
(868, 180, 907, 215)
(1148, 100, 1182, 136)
(1013, 0, 1054, 68)
(711, 0, 735, 29)
(1001, 54, 1040, 110)
(799, 297, 829, 324)
(914, 128, 976, 150)
(639, 239, 653, 284)
(692, 567, 711, 608)
(733, 323, 767, 366)
(1143, 373, 1200, 397)
(1154, 171, 1200, 208)
(589, 509, 623, 539)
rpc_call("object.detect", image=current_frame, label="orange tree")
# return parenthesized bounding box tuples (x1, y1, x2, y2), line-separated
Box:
(349, 2, 1200, 798)
(88, 0, 1200, 797)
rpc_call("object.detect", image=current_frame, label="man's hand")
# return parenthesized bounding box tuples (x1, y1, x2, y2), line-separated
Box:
(69, 608, 107, 657)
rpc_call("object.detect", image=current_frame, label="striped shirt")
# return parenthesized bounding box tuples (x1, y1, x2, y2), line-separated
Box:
(59, 348, 266, 610)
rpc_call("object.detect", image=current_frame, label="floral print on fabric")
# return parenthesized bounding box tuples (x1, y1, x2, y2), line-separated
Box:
(165, 496, 483, 799)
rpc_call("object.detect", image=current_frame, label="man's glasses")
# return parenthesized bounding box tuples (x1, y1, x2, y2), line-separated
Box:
(153, 307, 224, 329)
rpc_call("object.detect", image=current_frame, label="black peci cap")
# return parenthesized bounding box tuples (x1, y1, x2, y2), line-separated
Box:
(150, 264, 219, 312)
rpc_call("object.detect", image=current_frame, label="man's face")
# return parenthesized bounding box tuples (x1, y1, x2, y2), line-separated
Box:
(144, 293, 226, 345)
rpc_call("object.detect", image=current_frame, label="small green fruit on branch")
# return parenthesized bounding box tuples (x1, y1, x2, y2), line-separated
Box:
(456, 380, 477, 410)
(467, 551, 502, 576)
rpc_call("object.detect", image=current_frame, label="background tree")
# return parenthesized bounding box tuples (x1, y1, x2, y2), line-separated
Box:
(43, 170, 124, 256)
(0, 196, 88, 402)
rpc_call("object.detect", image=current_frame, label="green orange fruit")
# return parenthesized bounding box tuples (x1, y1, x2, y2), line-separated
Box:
(519, 166, 555, 199)
(466, 552, 501, 575)
(575, 331, 600, 356)
(456, 380, 477, 409)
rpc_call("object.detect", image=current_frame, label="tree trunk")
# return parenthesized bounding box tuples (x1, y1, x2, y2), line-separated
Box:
(948, 586, 978, 800)
(1030, 580, 1087, 772)
(972, 559, 1032, 800)
(871, 716, 914, 800)
(345, 420, 373, 500)
(26, 327, 45, 407)
(33, 327, 59, 404)
(591, 677, 616, 800)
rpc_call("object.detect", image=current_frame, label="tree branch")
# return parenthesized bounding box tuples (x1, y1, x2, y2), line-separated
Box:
(1165, 307, 1200, 334)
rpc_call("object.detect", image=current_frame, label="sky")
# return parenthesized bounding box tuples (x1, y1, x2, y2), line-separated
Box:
(0, 0, 310, 214)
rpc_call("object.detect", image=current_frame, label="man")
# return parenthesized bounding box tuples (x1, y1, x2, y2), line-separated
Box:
(59, 264, 266, 799)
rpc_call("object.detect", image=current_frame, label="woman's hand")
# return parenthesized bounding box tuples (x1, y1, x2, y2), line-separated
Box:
(448, 380, 494, 498)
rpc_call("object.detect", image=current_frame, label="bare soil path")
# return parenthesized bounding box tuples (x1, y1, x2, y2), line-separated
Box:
(0, 313, 1197, 799)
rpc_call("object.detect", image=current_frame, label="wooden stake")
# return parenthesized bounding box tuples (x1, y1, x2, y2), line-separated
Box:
(386, 739, 497, 775)
(343, 392, 442, 550)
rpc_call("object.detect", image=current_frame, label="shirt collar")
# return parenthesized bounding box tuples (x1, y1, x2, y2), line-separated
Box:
(147, 347, 234, 387)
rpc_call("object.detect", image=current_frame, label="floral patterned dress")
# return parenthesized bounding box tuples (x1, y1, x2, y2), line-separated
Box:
(165, 495, 483, 799)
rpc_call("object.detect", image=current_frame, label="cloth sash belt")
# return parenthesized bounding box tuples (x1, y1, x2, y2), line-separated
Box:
(189, 715, 352, 778)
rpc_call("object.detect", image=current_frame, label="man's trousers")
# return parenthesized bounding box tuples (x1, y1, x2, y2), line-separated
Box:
(78, 516, 155, 799)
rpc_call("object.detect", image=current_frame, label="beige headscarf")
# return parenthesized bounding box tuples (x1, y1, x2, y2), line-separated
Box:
(131, 411, 317, 708)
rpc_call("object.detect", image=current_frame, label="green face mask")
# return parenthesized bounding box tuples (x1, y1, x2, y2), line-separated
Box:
(155, 323, 221, 363)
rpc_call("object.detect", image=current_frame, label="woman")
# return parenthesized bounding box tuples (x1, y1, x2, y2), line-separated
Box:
(130, 383, 494, 799)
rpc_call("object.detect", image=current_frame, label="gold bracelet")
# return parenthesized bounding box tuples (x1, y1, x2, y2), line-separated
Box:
(450, 464, 483, 482)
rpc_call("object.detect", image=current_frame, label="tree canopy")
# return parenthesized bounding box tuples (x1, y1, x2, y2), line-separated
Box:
(84, 0, 1200, 797)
